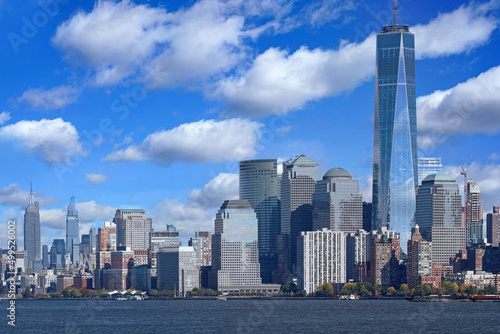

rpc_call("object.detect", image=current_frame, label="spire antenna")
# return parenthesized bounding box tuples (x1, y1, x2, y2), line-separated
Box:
(29, 181, 34, 205)
(393, 0, 398, 26)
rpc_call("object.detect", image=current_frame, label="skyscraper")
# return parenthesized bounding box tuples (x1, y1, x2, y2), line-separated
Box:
(486, 206, 500, 244)
(415, 174, 466, 265)
(418, 158, 443, 185)
(297, 228, 347, 294)
(188, 231, 212, 267)
(24, 183, 41, 270)
(157, 247, 200, 296)
(372, 6, 418, 253)
(239, 159, 280, 283)
(66, 196, 80, 263)
(114, 209, 152, 251)
(313, 168, 363, 233)
(208, 200, 280, 294)
(278, 154, 321, 282)
(465, 179, 483, 246)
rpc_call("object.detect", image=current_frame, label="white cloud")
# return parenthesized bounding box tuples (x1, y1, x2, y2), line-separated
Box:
(188, 173, 239, 209)
(445, 162, 500, 217)
(85, 173, 108, 185)
(412, 3, 497, 59)
(0, 118, 84, 163)
(0, 111, 10, 125)
(152, 172, 241, 236)
(217, 3, 498, 117)
(304, 0, 356, 26)
(102, 118, 263, 165)
(152, 199, 214, 236)
(417, 65, 500, 151)
(360, 174, 373, 203)
(40, 200, 116, 231)
(217, 37, 375, 116)
(0, 183, 55, 208)
(17, 85, 79, 110)
(52, 0, 259, 87)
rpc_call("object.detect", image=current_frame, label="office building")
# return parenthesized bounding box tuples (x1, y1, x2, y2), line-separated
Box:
(239, 159, 281, 283)
(66, 196, 80, 264)
(418, 158, 443, 185)
(487, 207, 500, 245)
(157, 247, 200, 296)
(89, 227, 97, 253)
(372, 15, 418, 252)
(278, 154, 321, 282)
(362, 202, 372, 232)
(346, 229, 369, 282)
(415, 174, 466, 265)
(369, 228, 400, 287)
(209, 200, 280, 294)
(42, 245, 49, 269)
(24, 184, 41, 270)
(189, 231, 212, 267)
(297, 229, 347, 294)
(313, 168, 363, 233)
(466, 179, 484, 246)
(50, 239, 65, 271)
(114, 209, 152, 251)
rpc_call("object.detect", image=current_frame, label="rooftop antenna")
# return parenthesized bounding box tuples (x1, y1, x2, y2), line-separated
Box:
(393, 0, 398, 26)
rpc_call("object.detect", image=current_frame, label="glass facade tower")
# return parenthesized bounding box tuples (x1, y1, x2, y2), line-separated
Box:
(239, 159, 280, 283)
(372, 22, 418, 253)
(66, 196, 80, 263)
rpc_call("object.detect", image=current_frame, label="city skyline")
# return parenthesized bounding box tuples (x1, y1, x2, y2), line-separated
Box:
(1, 0, 500, 249)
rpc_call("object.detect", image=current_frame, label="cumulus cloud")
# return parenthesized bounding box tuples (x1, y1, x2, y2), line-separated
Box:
(412, 3, 497, 59)
(445, 162, 500, 217)
(217, 38, 375, 116)
(85, 173, 108, 185)
(152, 172, 240, 236)
(217, 3, 498, 117)
(52, 0, 264, 87)
(188, 173, 239, 209)
(102, 118, 263, 165)
(0, 183, 55, 208)
(41, 200, 116, 231)
(417, 65, 500, 151)
(0, 118, 84, 163)
(0, 111, 10, 125)
(17, 85, 79, 110)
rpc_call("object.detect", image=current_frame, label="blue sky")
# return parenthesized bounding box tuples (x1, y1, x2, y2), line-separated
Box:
(1, 0, 499, 248)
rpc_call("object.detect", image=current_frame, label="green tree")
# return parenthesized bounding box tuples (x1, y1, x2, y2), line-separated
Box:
(149, 289, 158, 296)
(24, 287, 32, 298)
(387, 287, 397, 296)
(62, 287, 76, 298)
(483, 284, 496, 295)
(399, 284, 410, 296)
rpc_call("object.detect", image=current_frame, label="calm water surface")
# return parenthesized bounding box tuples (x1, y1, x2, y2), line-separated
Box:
(1, 299, 499, 333)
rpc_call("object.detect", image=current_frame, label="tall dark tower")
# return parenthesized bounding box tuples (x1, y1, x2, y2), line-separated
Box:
(372, 1, 418, 253)
(24, 182, 41, 270)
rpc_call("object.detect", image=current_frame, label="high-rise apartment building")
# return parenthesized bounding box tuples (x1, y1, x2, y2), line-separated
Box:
(466, 179, 484, 246)
(297, 228, 347, 294)
(372, 16, 418, 252)
(114, 209, 152, 251)
(209, 200, 280, 294)
(98, 221, 117, 251)
(369, 228, 400, 287)
(415, 174, 466, 265)
(278, 154, 321, 282)
(406, 225, 432, 282)
(486, 207, 500, 244)
(239, 159, 280, 283)
(313, 168, 363, 233)
(66, 196, 80, 263)
(346, 229, 370, 282)
(188, 231, 212, 267)
(24, 184, 41, 270)
(418, 158, 443, 185)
